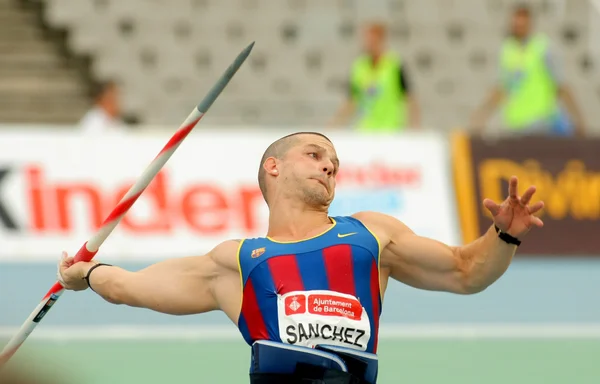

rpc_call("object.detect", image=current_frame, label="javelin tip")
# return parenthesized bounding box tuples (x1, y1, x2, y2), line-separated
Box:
(196, 41, 255, 113)
(233, 41, 255, 68)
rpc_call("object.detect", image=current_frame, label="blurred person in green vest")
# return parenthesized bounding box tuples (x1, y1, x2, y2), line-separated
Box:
(329, 22, 421, 133)
(470, 4, 585, 137)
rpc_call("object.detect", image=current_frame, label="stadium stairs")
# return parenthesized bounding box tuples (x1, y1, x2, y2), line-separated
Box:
(0, 0, 96, 125)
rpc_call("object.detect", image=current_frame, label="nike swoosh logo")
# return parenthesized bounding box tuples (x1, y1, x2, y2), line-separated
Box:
(337, 232, 357, 238)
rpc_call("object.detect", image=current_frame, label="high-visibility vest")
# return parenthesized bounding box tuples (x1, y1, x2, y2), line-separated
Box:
(500, 34, 559, 129)
(350, 52, 406, 132)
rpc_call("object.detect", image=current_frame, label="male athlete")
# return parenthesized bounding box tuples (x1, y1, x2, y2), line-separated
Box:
(59, 132, 544, 383)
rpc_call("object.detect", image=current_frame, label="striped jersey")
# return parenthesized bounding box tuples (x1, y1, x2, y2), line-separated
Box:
(237, 216, 382, 353)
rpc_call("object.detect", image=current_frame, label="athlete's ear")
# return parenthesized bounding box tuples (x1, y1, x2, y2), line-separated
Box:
(263, 157, 279, 176)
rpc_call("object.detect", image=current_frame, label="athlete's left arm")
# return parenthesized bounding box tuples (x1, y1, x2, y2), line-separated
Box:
(357, 212, 513, 294)
(354, 177, 544, 294)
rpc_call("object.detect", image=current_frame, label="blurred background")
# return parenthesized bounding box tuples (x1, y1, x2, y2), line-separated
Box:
(1, 0, 600, 383)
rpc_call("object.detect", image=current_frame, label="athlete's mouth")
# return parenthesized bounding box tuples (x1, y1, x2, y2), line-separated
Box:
(312, 178, 328, 190)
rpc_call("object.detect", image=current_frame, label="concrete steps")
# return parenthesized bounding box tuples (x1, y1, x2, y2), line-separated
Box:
(0, 0, 92, 125)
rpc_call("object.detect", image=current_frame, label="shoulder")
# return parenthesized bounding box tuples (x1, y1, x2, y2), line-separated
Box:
(212, 239, 242, 252)
(351, 211, 414, 243)
(384, 51, 401, 63)
(79, 107, 109, 126)
(533, 33, 549, 45)
(351, 211, 403, 226)
(208, 239, 243, 270)
(500, 37, 517, 53)
(352, 54, 371, 70)
(353, 54, 368, 63)
(536, 34, 556, 57)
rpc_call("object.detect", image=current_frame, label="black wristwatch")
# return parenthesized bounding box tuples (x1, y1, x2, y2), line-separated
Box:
(494, 225, 521, 246)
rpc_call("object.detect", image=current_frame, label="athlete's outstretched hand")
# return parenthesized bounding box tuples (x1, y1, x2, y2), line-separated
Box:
(57, 251, 97, 291)
(483, 176, 544, 239)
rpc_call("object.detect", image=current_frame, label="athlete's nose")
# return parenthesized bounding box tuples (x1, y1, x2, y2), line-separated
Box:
(323, 157, 335, 176)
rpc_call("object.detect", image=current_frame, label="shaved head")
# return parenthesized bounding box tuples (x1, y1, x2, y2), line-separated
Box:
(258, 132, 332, 204)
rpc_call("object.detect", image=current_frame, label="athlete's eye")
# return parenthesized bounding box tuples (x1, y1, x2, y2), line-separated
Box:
(308, 152, 318, 159)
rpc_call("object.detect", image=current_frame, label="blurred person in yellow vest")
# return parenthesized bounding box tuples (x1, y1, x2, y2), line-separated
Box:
(470, 4, 585, 137)
(329, 22, 421, 133)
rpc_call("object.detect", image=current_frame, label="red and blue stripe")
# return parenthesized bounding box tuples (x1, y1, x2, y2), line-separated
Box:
(238, 242, 381, 353)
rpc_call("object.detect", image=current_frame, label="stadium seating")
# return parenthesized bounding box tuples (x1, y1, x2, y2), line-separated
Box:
(38, 0, 600, 130)
(0, 0, 91, 124)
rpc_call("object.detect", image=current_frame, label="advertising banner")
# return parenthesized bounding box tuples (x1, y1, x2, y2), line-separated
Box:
(452, 132, 600, 255)
(0, 129, 460, 262)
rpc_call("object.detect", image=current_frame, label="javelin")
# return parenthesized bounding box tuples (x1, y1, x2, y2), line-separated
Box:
(0, 41, 254, 367)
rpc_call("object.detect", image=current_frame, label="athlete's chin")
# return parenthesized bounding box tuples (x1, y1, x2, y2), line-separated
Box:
(302, 191, 332, 208)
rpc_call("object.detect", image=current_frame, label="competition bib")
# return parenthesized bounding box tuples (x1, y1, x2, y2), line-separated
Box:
(277, 290, 371, 351)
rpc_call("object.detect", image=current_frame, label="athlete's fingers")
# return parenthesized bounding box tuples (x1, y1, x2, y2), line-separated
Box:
(508, 176, 518, 201)
(483, 198, 501, 216)
(59, 252, 75, 273)
(520, 186, 536, 205)
(531, 216, 544, 227)
(57, 252, 70, 286)
(59, 251, 68, 267)
(528, 201, 544, 214)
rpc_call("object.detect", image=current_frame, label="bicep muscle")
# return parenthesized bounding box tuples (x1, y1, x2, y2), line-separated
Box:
(356, 211, 469, 293)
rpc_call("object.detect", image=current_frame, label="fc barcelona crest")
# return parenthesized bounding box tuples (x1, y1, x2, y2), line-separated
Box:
(251, 247, 266, 258)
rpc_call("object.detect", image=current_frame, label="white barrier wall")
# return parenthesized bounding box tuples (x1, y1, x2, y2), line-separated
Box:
(0, 128, 460, 261)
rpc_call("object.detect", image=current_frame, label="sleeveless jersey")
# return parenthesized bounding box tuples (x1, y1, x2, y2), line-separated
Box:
(237, 216, 382, 354)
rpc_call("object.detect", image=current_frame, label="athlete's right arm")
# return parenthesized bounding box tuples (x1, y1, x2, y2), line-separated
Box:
(58, 240, 240, 316)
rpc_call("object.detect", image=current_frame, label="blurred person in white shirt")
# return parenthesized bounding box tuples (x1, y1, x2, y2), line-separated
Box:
(79, 80, 124, 134)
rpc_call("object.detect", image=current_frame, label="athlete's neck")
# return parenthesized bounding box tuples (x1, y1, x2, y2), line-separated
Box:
(266, 207, 332, 242)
